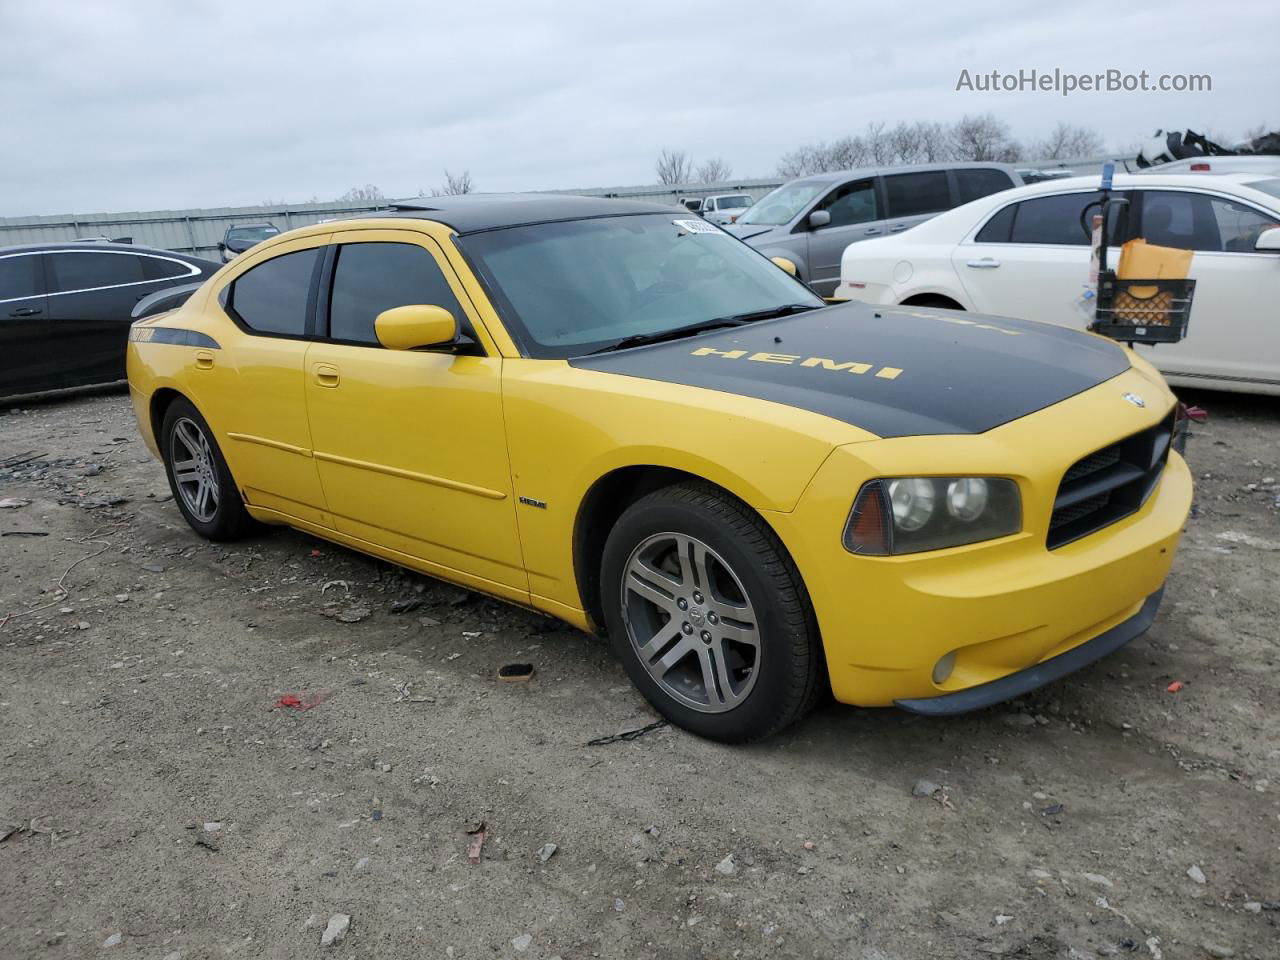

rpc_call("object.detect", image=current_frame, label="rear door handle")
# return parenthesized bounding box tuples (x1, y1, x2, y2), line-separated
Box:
(194, 350, 214, 370)
(966, 258, 1001, 268)
(314, 363, 340, 387)
(889, 223, 909, 233)
(9, 307, 41, 318)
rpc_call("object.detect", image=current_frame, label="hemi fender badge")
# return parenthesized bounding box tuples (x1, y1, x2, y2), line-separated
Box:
(519, 496, 547, 509)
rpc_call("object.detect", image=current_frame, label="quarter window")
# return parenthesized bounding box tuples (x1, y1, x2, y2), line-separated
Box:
(140, 256, 195, 281)
(883, 171, 951, 218)
(816, 179, 878, 228)
(47, 252, 146, 292)
(0, 254, 43, 300)
(229, 248, 319, 337)
(327, 242, 464, 345)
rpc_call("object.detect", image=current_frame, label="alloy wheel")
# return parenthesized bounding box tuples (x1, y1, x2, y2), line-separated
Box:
(170, 417, 220, 523)
(620, 532, 762, 713)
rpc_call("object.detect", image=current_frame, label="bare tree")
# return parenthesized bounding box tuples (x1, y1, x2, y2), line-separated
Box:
(776, 135, 869, 177)
(863, 122, 894, 165)
(339, 184, 385, 203)
(1032, 122, 1104, 160)
(950, 114, 1023, 162)
(430, 169, 474, 196)
(913, 121, 953, 162)
(656, 149, 694, 185)
(695, 157, 733, 183)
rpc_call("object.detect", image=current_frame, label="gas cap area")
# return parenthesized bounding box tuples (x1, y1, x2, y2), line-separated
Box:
(893, 260, 914, 284)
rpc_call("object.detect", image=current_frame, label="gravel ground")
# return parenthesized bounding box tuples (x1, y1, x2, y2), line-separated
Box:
(0, 386, 1277, 960)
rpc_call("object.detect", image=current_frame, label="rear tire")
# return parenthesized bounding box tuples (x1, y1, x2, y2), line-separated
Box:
(160, 397, 257, 541)
(601, 482, 824, 742)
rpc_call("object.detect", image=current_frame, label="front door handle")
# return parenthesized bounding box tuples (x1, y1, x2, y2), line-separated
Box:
(314, 363, 340, 387)
(864, 227, 882, 235)
(9, 307, 41, 318)
(966, 258, 1001, 268)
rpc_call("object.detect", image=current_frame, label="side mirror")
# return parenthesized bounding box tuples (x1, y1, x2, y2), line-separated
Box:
(375, 304, 458, 350)
(808, 210, 831, 229)
(1256, 226, 1280, 252)
(217, 242, 226, 251)
(770, 256, 798, 276)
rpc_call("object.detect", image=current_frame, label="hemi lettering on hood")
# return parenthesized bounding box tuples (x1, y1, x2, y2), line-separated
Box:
(569, 301, 1131, 438)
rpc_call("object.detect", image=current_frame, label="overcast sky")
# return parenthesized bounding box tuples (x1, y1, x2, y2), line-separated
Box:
(1, 0, 1275, 217)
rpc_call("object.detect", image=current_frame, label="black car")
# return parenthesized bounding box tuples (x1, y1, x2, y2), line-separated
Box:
(0, 242, 219, 400)
(218, 222, 281, 263)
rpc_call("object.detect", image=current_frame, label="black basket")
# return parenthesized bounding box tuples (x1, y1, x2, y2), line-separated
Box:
(1092, 275, 1195, 344)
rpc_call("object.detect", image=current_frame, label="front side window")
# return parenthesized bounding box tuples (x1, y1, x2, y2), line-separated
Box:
(228, 247, 319, 337)
(0, 254, 43, 301)
(737, 181, 826, 225)
(883, 171, 951, 219)
(1209, 196, 1278, 252)
(328, 242, 464, 345)
(816, 179, 878, 228)
(458, 214, 822, 358)
(954, 168, 1016, 205)
(47, 252, 146, 293)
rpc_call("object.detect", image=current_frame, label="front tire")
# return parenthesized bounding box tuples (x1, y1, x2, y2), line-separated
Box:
(601, 483, 823, 742)
(160, 397, 257, 541)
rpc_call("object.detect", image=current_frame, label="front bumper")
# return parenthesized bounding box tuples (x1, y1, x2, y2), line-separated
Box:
(895, 587, 1163, 715)
(765, 366, 1191, 708)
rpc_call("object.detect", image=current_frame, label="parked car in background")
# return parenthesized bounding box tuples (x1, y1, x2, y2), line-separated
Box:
(0, 242, 219, 399)
(725, 163, 1022, 296)
(126, 194, 1191, 741)
(835, 173, 1280, 395)
(218, 222, 281, 263)
(678, 198, 704, 213)
(1134, 156, 1280, 177)
(700, 193, 755, 224)
(1018, 168, 1075, 184)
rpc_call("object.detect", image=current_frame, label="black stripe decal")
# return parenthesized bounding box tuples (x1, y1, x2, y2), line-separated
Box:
(129, 327, 220, 349)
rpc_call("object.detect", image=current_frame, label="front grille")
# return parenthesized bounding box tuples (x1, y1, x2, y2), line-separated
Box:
(1047, 414, 1174, 549)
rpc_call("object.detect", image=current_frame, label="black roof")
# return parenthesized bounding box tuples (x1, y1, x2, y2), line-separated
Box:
(376, 193, 680, 235)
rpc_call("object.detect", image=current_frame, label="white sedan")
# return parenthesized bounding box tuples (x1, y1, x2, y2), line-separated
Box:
(836, 173, 1280, 395)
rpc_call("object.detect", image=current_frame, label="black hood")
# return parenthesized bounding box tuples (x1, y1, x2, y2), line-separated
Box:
(569, 302, 1131, 438)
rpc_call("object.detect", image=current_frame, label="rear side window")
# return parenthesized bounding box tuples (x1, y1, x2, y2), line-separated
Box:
(327, 242, 464, 345)
(47, 252, 146, 292)
(954, 168, 1015, 205)
(1009, 192, 1104, 245)
(884, 171, 951, 218)
(229, 248, 319, 337)
(0, 254, 43, 300)
(975, 204, 1017, 243)
(140, 256, 195, 281)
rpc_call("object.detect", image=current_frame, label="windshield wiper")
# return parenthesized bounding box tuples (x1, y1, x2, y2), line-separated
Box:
(586, 304, 819, 356)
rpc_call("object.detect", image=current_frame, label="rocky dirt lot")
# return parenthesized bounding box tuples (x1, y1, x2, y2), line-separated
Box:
(0, 387, 1277, 960)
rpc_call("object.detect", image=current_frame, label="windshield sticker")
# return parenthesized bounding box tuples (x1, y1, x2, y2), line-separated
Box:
(673, 219, 723, 235)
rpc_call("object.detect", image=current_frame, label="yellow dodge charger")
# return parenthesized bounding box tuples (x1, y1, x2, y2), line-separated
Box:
(126, 195, 1191, 741)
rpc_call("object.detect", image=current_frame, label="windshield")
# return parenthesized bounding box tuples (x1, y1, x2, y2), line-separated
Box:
(226, 226, 280, 243)
(458, 214, 822, 358)
(1244, 178, 1280, 201)
(738, 181, 825, 225)
(717, 195, 752, 209)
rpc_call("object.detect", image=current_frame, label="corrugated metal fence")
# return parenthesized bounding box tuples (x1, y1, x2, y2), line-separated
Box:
(0, 159, 1114, 259)
(0, 181, 786, 260)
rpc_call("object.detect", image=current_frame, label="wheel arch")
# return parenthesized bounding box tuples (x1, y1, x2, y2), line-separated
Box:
(572, 464, 803, 635)
(149, 387, 186, 449)
(900, 292, 966, 310)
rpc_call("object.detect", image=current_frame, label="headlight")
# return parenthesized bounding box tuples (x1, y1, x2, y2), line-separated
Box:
(843, 477, 1021, 555)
